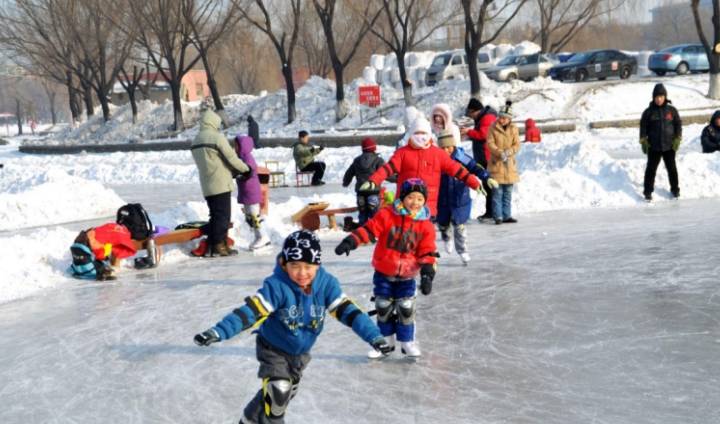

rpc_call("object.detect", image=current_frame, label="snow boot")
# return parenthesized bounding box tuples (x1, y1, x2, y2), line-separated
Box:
(400, 341, 421, 357)
(644, 192, 652, 202)
(207, 242, 238, 257)
(477, 212, 493, 222)
(368, 335, 395, 359)
(250, 228, 271, 250)
(503, 217, 518, 223)
(441, 230, 453, 254)
(460, 252, 471, 266)
(494, 218, 503, 225)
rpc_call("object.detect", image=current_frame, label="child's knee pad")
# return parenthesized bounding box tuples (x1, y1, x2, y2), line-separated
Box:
(244, 212, 262, 229)
(396, 297, 416, 325)
(263, 377, 293, 418)
(374, 296, 395, 323)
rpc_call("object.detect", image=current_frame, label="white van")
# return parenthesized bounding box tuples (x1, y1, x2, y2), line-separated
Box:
(425, 50, 493, 86)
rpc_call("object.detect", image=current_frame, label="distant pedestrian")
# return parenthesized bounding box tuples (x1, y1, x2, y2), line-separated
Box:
(292, 130, 326, 186)
(342, 137, 388, 225)
(701, 110, 720, 153)
(639, 83, 681, 201)
(487, 101, 521, 225)
(247, 115, 260, 148)
(461, 98, 497, 220)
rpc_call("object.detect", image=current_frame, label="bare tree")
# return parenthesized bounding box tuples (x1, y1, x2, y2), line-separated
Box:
(40, 79, 60, 125)
(183, 0, 242, 127)
(313, 0, 382, 121)
(125, 0, 203, 131)
(237, 0, 303, 124)
(216, 27, 264, 94)
(462, 0, 527, 99)
(533, 0, 625, 53)
(368, 0, 459, 106)
(117, 65, 146, 124)
(692, 0, 720, 99)
(301, 3, 332, 79)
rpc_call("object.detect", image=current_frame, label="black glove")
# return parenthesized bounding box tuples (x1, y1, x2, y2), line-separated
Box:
(371, 337, 394, 354)
(194, 328, 220, 346)
(236, 167, 253, 181)
(420, 264, 435, 295)
(334, 236, 357, 256)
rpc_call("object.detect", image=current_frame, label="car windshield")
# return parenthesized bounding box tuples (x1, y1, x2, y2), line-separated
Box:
(567, 52, 592, 63)
(497, 55, 518, 66)
(659, 46, 681, 53)
(431, 54, 451, 66)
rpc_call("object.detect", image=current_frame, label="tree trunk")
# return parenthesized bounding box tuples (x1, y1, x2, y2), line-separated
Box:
(96, 89, 111, 122)
(333, 62, 347, 122)
(128, 90, 138, 124)
(169, 80, 185, 131)
(49, 92, 57, 125)
(396, 52, 413, 106)
(15, 99, 23, 135)
(82, 84, 94, 117)
(466, 45, 481, 99)
(282, 63, 296, 124)
(201, 53, 228, 128)
(710, 72, 720, 100)
(66, 73, 80, 125)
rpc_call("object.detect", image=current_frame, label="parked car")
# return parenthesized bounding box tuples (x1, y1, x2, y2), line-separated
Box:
(648, 44, 709, 76)
(548, 49, 637, 82)
(425, 50, 493, 86)
(485, 53, 558, 82)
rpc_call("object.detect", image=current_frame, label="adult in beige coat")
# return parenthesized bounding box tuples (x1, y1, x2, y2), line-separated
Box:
(191, 110, 250, 256)
(486, 101, 521, 225)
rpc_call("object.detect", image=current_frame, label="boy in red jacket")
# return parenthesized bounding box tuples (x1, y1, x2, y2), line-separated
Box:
(335, 178, 438, 359)
(360, 117, 481, 217)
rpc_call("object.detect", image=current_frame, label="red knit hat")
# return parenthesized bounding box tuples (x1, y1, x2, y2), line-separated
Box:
(361, 137, 377, 152)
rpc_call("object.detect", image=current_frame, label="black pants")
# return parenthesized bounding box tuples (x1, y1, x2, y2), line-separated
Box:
(202, 191, 231, 246)
(644, 150, 679, 196)
(472, 142, 493, 216)
(301, 162, 326, 184)
(243, 336, 311, 424)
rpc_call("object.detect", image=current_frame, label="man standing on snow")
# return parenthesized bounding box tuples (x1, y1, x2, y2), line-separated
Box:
(639, 83, 682, 201)
(461, 98, 497, 220)
(191, 109, 251, 257)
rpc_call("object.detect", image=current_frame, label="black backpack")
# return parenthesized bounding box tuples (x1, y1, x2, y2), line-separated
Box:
(116, 203, 153, 241)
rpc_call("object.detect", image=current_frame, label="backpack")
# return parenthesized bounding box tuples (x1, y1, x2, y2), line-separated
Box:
(116, 203, 153, 241)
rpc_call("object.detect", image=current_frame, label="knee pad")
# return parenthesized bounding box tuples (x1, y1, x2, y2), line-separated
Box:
(374, 297, 395, 323)
(396, 297, 416, 325)
(263, 378, 293, 418)
(244, 212, 262, 229)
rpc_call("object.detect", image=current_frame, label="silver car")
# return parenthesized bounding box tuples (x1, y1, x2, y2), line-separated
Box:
(485, 53, 558, 82)
(425, 50, 493, 86)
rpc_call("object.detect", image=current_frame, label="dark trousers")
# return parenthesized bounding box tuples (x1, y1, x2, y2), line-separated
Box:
(301, 162, 326, 184)
(356, 192, 380, 225)
(202, 191, 232, 246)
(472, 142, 493, 216)
(644, 150, 679, 196)
(243, 336, 311, 424)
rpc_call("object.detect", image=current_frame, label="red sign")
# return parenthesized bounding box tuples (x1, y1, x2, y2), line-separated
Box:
(358, 85, 381, 107)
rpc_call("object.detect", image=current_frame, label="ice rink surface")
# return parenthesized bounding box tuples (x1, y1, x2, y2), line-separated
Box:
(1, 198, 719, 423)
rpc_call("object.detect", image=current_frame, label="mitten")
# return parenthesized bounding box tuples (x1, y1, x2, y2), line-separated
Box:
(501, 150, 509, 162)
(194, 328, 221, 346)
(639, 137, 649, 155)
(420, 264, 435, 296)
(672, 137, 681, 151)
(487, 178, 499, 189)
(359, 181, 377, 192)
(334, 236, 358, 256)
(371, 336, 394, 354)
(237, 167, 253, 181)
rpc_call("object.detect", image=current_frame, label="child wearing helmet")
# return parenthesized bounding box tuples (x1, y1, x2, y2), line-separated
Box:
(334, 178, 438, 359)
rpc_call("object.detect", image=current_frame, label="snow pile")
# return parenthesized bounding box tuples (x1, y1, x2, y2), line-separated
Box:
(0, 168, 124, 230)
(512, 41, 541, 56)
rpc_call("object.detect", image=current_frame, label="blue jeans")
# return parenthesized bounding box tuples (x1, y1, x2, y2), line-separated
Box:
(357, 193, 380, 225)
(493, 184, 513, 220)
(372, 272, 416, 342)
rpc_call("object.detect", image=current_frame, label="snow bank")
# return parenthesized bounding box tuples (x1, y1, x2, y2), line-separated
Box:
(0, 169, 124, 231)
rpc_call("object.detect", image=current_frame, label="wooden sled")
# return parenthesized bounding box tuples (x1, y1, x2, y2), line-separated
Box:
(292, 202, 358, 231)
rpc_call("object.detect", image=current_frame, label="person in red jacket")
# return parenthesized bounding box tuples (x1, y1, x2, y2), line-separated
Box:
(461, 98, 497, 220)
(69, 223, 138, 280)
(524, 118, 541, 143)
(361, 116, 481, 217)
(335, 178, 438, 359)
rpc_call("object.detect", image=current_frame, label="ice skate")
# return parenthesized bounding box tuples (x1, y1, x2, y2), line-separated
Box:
(459, 252, 471, 266)
(249, 229, 271, 251)
(444, 238, 454, 254)
(400, 341, 421, 357)
(368, 335, 395, 359)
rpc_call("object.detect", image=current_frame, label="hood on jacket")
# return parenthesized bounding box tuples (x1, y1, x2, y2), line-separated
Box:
(235, 134, 254, 155)
(431, 103, 453, 133)
(711, 110, 720, 128)
(200, 110, 222, 131)
(525, 118, 537, 128)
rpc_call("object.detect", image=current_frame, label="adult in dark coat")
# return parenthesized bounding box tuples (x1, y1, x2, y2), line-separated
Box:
(639, 83, 682, 201)
(701, 110, 720, 153)
(461, 98, 497, 220)
(247, 115, 260, 148)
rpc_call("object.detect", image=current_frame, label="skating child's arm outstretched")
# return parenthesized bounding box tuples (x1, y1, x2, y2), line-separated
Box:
(334, 207, 388, 256)
(361, 150, 404, 192)
(416, 220, 439, 296)
(194, 280, 281, 346)
(440, 151, 481, 191)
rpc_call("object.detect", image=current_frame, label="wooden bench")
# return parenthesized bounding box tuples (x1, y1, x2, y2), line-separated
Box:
(291, 202, 358, 231)
(264, 160, 286, 188)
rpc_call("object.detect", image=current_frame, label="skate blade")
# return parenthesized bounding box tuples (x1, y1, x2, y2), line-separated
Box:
(250, 244, 273, 255)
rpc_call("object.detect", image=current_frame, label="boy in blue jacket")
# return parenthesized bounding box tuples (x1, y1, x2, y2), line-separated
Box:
(437, 128, 497, 265)
(194, 230, 391, 424)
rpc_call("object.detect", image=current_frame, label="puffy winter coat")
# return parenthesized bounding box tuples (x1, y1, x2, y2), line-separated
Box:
(368, 144, 481, 216)
(211, 262, 381, 355)
(524, 118, 541, 143)
(191, 111, 249, 197)
(701, 111, 720, 153)
(350, 202, 437, 279)
(342, 152, 386, 192)
(437, 147, 489, 226)
(293, 142, 321, 170)
(487, 121, 521, 184)
(467, 106, 497, 165)
(234, 135, 262, 205)
(87, 223, 137, 260)
(640, 100, 682, 152)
